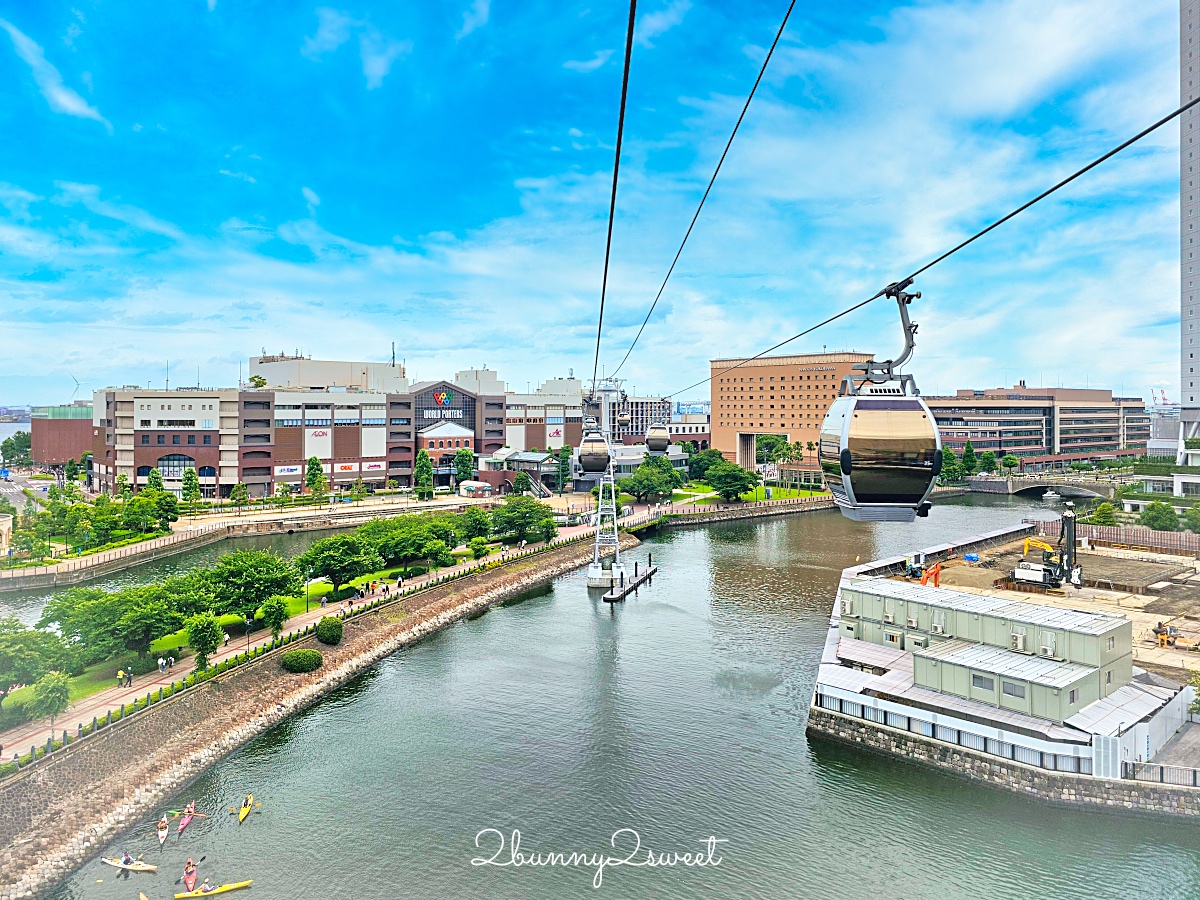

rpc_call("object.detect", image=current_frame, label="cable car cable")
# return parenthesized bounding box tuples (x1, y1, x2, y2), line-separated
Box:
(666, 93, 1200, 398)
(589, 0, 640, 393)
(609, 0, 797, 379)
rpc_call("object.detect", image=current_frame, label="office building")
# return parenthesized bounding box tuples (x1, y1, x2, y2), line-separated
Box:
(924, 384, 1149, 468)
(30, 401, 94, 466)
(248, 354, 409, 393)
(710, 352, 872, 467)
(494, 374, 586, 453)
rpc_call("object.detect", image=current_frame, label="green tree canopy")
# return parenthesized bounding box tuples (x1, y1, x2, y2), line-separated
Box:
(207, 550, 301, 618)
(422, 538, 454, 569)
(458, 506, 492, 540)
(978, 450, 998, 473)
(1001, 454, 1020, 474)
(535, 517, 557, 543)
(0, 618, 71, 712)
(1139, 500, 1179, 532)
(705, 460, 762, 502)
(1090, 502, 1118, 527)
(491, 496, 553, 541)
(305, 456, 324, 490)
(181, 467, 202, 502)
(469, 536, 490, 559)
(414, 449, 434, 500)
(186, 612, 224, 671)
(297, 534, 382, 597)
(247, 374, 268, 389)
(755, 433, 788, 464)
(688, 448, 726, 482)
(961, 441, 978, 475)
(1185, 506, 1200, 534)
(26, 671, 70, 733)
(260, 595, 291, 641)
(454, 447, 474, 485)
(146, 468, 164, 491)
(0, 431, 31, 466)
(116, 592, 183, 659)
(512, 471, 533, 494)
(557, 446, 572, 494)
(618, 466, 675, 503)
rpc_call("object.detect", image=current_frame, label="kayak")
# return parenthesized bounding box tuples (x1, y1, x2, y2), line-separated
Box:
(238, 794, 254, 824)
(178, 812, 194, 835)
(101, 857, 157, 873)
(174, 879, 252, 898)
(184, 870, 198, 892)
(157, 821, 170, 845)
(140, 894, 151, 900)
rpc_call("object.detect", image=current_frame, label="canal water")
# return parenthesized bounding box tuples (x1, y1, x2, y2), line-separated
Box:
(0, 529, 345, 626)
(48, 496, 1200, 900)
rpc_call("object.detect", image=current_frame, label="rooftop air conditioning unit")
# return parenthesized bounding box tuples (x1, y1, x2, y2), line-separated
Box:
(930, 623, 946, 635)
(1011, 633, 1027, 652)
(883, 613, 895, 624)
(1039, 645, 1055, 658)
(907, 617, 919, 629)
(840, 599, 855, 616)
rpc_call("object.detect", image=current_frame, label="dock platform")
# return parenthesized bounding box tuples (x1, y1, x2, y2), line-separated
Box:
(602, 565, 658, 603)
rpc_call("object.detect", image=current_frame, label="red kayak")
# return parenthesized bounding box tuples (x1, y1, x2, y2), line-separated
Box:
(184, 871, 197, 892)
(178, 813, 194, 835)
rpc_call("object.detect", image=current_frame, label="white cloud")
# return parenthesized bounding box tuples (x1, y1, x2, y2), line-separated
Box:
(0, 183, 43, 223)
(456, 0, 490, 39)
(53, 182, 184, 239)
(302, 186, 321, 215)
(636, 0, 691, 48)
(219, 170, 257, 184)
(302, 8, 410, 89)
(0, 18, 111, 132)
(563, 49, 612, 73)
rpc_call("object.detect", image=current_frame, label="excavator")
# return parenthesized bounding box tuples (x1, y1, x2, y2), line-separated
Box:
(1012, 506, 1082, 589)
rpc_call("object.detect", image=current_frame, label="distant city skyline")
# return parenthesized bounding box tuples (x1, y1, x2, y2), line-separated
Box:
(0, 0, 1181, 406)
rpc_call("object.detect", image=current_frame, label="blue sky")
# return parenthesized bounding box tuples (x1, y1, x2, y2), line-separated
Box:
(0, 0, 1180, 405)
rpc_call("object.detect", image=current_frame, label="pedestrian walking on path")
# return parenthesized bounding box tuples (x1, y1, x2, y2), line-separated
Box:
(158, 656, 165, 673)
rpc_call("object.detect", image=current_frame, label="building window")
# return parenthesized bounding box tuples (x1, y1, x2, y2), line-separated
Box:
(156, 454, 196, 479)
(1001, 681, 1026, 699)
(1068, 689, 1078, 705)
(187, 435, 195, 444)
(971, 674, 994, 691)
(140, 419, 151, 427)
(1106, 636, 1115, 651)
(157, 435, 165, 445)
(198, 465, 216, 477)
(172, 435, 180, 445)
(1106, 671, 1112, 685)
(203, 435, 212, 445)
(141, 435, 149, 445)
(884, 632, 899, 644)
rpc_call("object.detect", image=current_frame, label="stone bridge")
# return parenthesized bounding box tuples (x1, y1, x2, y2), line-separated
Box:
(964, 475, 1123, 500)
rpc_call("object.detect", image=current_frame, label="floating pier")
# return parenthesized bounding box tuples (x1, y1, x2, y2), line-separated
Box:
(602, 560, 658, 603)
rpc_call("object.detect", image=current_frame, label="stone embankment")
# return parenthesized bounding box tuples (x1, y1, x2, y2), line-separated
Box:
(657, 497, 834, 528)
(0, 534, 636, 900)
(807, 708, 1200, 818)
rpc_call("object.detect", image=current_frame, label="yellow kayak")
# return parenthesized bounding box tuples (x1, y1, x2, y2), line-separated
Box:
(238, 794, 254, 823)
(101, 857, 157, 873)
(174, 879, 252, 898)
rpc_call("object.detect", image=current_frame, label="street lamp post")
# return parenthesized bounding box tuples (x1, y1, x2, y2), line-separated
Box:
(245, 616, 252, 655)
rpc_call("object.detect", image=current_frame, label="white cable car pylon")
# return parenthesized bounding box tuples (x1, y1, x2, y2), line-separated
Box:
(818, 279, 943, 523)
(579, 406, 628, 589)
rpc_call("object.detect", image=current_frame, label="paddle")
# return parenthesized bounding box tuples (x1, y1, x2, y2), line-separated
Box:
(174, 855, 206, 884)
(227, 803, 262, 813)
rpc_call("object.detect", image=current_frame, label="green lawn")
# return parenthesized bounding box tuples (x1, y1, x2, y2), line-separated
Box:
(7, 659, 126, 708)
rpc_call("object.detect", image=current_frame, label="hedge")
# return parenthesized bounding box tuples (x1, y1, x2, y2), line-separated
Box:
(281, 649, 323, 674)
(315, 616, 343, 646)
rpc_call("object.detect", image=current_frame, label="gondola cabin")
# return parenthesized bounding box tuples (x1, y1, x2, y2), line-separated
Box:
(645, 423, 670, 452)
(579, 431, 611, 474)
(819, 388, 942, 522)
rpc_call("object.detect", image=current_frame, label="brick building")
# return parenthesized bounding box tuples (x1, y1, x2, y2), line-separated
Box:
(30, 401, 94, 466)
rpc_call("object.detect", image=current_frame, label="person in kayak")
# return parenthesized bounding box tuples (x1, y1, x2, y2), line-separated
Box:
(183, 800, 196, 815)
(242, 795, 252, 809)
(198, 879, 217, 893)
(120, 852, 135, 866)
(184, 858, 197, 880)
(157, 814, 170, 830)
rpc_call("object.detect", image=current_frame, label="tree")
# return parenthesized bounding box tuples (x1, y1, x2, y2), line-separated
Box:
(961, 441, 978, 476)
(512, 472, 533, 495)
(1140, 500, 1179, 532)
(260, 595, 291, 641)
(414, 449, 434, 500)
(247, 374, 268, 389)
(0, 618, 70, 712)
(535, 517, 558, 543)
(146, 467, 164, 492)
(688, 448, 726, 483)
(185, 612, 224, 671)
(207, 550, 301, 619)
(181, 467, 201, 502)
(26, 671, 70, 735)
(115, 473, 132, 500)
(229, 482, 250, 512)
(1091, 502, 1118, 527)
(297, 534, 381, 598)
(305, 456, 325, 493)
(469, 536, 489, 559)
(151, 490, 179, 530)
(350, 477, 367, 502)
(454, 447, 474, 485)
(619, 467, 675, 503)
(939, 448, 962, 484)
(0, 431, 31, 466)
(979, 450, 998, 474)
(64, 458, 80, 482)
(705, 460, 761, 502)
(491, 496, 553, 541)
(116, 595, 183, 659)
(422, 538, 454, 570)
(755, 433, 787, 464)
(557, 446, 572, 494)
(1001, 454, 1020, 475)
(459, 506, 491, 540)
